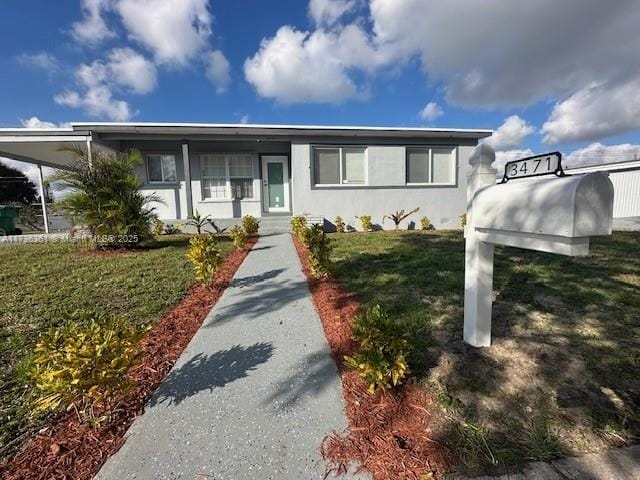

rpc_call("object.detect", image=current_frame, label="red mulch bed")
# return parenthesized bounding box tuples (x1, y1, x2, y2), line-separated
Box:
(292, 235, 453, 480)
(0, 236, 257, 480)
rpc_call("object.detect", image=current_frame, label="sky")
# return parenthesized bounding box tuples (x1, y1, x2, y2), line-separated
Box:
(1, 0, 640, 182)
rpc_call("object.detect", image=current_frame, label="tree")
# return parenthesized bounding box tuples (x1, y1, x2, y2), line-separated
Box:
(48, 145, 161, 248)
(0, 163, 38, 204)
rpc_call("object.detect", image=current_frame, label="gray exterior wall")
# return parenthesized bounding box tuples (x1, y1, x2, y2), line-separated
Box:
(123, 139, 289, 221)
(117, 135, 478, 229)
(291, 140, 475, 230)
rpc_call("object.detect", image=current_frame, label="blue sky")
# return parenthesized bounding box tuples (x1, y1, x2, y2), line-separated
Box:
(1, 0, 640, 172)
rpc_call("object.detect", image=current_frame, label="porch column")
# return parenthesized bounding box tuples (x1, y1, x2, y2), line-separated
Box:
(37, 163, 50, 234)
(86, 137, 92, 168)
(182, 141, 194, 218)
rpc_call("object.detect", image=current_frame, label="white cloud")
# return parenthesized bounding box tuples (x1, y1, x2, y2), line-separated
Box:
(419, 102, 443, 121)
(16, 52, 59, 71)
(368, 0, 640, 108)
(106, 48, 157, 94)
(309, 0, 357, 27)
(565, 142, 640, 168)
(116, 0, 212, 67)
(203, 50, 231, 94)
(54, 48, 155, 121)
(239, 114, 250, 124)
(71, 0, 115, 45)
(485, 115, 535, 150)
(541, 77, 640, 144)
(55, 86, 133, 122)
(19, 117, 72, 129)
(244, 24, 388, 103)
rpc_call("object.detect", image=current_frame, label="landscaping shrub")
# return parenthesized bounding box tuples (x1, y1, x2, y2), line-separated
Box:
(357, 215, 373, 232)
(152, 218, 164, 236)
(49, 147, 160, 248)
(242, 215, 260, 235)
(164, 224, 181, 235)
(335, 215, 345, 233)
(420, 216, 434, 231)
(229, 224, 248, 250)
(29, 312, 146, 423)
(383, 207, 420, 230)
(291, 215, 307, 238)
(344, 304, 409, 394)
(460, 213, 467, 228)
(302, 224, 333, 278)
(186, 234, 223, 283)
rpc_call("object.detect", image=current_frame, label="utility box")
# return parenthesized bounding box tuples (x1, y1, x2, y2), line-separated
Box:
(0, 205, 21, 235)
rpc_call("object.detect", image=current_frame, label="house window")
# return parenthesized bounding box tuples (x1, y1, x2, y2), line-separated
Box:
(201, 154, 255, 200)
(201, 154, 227, 199)
(147, 154, 177, 183)
(406, 147, 455, 184)
(313, 146, 366, 185)
(229, 155, 254, 199)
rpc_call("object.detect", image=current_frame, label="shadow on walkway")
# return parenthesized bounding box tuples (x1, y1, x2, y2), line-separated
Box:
(205, 278, 310, 327)
(263, 349, 337, 410)
(149, 342, 275, 407)
(231, 268, 285, 288)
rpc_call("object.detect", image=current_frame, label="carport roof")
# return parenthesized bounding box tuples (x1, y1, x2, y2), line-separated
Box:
(0, 129, 91, 169)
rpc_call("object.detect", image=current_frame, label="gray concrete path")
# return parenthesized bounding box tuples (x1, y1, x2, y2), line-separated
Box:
(96, 233, 363, 480)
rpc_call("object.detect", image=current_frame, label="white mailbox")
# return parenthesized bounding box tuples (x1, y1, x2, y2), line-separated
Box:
(463, 143, 614, 347)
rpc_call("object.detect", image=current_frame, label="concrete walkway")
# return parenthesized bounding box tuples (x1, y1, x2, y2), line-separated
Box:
(96, 233, 362, 479)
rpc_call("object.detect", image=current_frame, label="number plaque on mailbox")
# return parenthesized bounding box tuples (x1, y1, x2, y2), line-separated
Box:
(500, 151, 564, 183)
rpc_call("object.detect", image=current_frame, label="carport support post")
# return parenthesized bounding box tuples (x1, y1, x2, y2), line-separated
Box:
(463, 143, 497, 347)
(37, 163, 49, 234)
(182, 141, 193, 219)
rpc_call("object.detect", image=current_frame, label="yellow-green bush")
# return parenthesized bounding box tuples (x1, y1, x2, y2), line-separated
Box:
(344, 304, 409, 394)
(186, 234, 223, 283)
(291, 215, 307, 238)
(335, 216, 345, 233)
(460, 213, 467, 228)
(302, 224, 333, 278)
(357, 215, 373, 232)
(29, 312, 146, 421)
(242, 215, 260, 235)
(152, 218, 164, 236)
(229, 225, 248, 250)
(420, 216, 434, 231)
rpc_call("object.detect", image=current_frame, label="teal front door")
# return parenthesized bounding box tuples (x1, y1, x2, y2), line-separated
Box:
(262, 156, 289, 212)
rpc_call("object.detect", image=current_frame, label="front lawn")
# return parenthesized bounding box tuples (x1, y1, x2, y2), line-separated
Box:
(0, 235, 233, 454)
(329, 230, 640, 475)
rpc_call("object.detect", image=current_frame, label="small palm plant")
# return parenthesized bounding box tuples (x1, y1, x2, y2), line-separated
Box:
(49, 146, 160, 248)
(383, 207, 420, 230)
(182, 210, 211, 234)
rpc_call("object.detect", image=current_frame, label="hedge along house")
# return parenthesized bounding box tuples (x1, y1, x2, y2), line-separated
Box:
(0, 123, 492, 232)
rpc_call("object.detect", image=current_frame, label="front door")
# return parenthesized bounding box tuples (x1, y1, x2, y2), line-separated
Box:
(261, 155, 289, 213)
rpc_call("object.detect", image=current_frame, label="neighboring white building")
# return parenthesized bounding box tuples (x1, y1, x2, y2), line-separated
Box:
(0, 123, 492, 231)
(567, 160, 640, 219)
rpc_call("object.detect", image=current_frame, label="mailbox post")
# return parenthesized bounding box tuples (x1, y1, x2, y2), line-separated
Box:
(463, 143, 614, 347)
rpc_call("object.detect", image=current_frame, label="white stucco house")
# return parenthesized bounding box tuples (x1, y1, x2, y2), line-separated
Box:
(0, 122, 492, 232)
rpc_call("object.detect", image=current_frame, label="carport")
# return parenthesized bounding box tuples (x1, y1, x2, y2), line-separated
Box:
(0, 128, 92, 233)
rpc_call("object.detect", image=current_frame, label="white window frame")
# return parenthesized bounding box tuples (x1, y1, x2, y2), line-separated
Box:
(146, 154, 178, 184)
(406, 146, 457, 186)
(200, 153, 256, 201)
(312, 146, 368, 187)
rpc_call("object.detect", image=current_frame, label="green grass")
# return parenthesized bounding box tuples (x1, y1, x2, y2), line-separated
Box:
(0, 235, 233, 453)
(330, 230, 640, 475)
